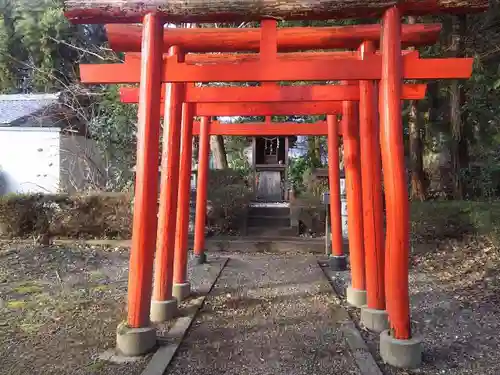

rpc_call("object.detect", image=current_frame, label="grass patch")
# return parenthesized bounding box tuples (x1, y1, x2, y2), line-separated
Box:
(7, 300, 27, 309)
(13, 283, 44, 295)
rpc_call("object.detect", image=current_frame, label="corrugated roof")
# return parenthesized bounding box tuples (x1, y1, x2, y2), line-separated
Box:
(0, 93, 61, 125)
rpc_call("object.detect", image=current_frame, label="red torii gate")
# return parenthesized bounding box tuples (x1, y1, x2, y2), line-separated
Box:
(64, 1, 483, 367)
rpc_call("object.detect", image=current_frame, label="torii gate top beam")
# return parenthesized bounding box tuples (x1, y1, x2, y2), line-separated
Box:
(64, 0, 488, 24)
(106, 23, 442, 53)
(192, 121, 333, 136)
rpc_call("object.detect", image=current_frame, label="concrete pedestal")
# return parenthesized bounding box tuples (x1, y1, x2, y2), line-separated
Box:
(360, 306, 389, 332)
(328, 255, 347, 271)
(346, 285, 367, 308)
(116, 324, 156, 357)
(379, 329, 423, 368)
(150, 299, 177, 323)
(172, 282, 191, 301)
(194, 252, 207, 265)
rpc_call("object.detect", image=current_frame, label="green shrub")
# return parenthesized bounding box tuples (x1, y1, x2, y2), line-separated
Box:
(0, 193, 132, 239)
(411, 200, 500, 244)
(207, 171, 253, 234)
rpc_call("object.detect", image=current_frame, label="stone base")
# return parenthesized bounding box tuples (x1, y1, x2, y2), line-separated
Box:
(346, 285, 367, 308)
(194, 252, 207, 265)
(150, 299, 178, 323)
(360, 306, 389, 332)
(379, 329, 423, 369)
(172, 282, 191, 301)
(328, 255, 347, 271)
(116, 324, 156, 357)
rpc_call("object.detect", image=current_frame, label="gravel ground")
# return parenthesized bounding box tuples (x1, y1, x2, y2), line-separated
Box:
(0, 242, 150, 375)
(0, 243, 224, 375)
(167, 253, 361, 375)
(326, 235, 500, 375)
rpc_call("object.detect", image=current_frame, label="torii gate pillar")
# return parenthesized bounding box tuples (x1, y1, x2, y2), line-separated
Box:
(378, 6, 423, 368)
(326, 114, 347, 271)
(193, 116, 211, 264)
(151, 46, 184, 323)
(343, 98, 367, 308)
(172, 103, 195, 301)
(358, 41, 388, 333)
(116, 13, 162, 357)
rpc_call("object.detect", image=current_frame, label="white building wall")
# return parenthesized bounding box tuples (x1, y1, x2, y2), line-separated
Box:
(0, 127, 60, 194)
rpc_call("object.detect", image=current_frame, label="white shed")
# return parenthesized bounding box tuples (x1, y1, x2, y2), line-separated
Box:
(0, 93, 106, 194)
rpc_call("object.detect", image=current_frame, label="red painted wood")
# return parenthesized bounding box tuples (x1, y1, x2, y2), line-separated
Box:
(153, 46, 184, 303)
(191, 121, 331, 136)
(327, 115, 344, 257)
(127, 13, 163, 329)
(194, 117, 210, 259)
(193, 102, 343, 116)
(359, 41, 385, 311)
(124, 49, 419, 63)
(79, 54, 473, 83)
(119, 83, 427, 103)
(107, 23, 442, 52)
(380, 6, 411, 340)
(173, 103, 194, 285)
(342, 98, 365, 292)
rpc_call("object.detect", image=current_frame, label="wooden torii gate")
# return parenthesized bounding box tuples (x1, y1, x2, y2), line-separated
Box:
(64, 0, 485, 368)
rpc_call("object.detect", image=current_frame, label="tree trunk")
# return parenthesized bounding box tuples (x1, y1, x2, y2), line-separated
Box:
(449, 15, 468, 199)
(308, 136, 322, 168)
(407, 16, 426, 201)
(408, 99, 426, 201)
(210, 135, 228, 169)
(64, 0, 488, 24)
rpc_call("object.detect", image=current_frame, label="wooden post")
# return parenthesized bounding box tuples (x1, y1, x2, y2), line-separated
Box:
(343, 96, 367, 308)
(151, 45, 184, 322)
(193, 116, 210, 264)
(117, 13, 162, 357)
(173, 102, 194, 301)
(327, 114, 347, 270)
(379, 9, 423, 369)
(380, 6, 410, 340)
(125, 13, 163, 329)
(105, 23, 443, 53)
(359, 41, 388, 332)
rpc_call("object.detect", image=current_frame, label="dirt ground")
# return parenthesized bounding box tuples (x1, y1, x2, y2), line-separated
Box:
(167, 253, 360, 375)
(0, 242, 149, 375)
(2, 235, 500, 375)
(333, 235, 500, 375)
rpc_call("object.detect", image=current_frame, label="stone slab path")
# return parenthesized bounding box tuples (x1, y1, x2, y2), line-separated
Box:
(166, 253, 361, 375)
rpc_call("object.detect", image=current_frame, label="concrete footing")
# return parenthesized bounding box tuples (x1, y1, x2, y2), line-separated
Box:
(379, 329, 423, 368)
(116, 324, 156, 357)
(328, 255, 347, 271)
(172, 282, 191, 301)
(150, 299, 178, 323)
(360, 306, 389, 332)
(346, 285, 367, 308)
(194, 252, 207, 265)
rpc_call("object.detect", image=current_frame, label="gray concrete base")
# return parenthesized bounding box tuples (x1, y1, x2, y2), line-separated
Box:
(346, 285, 367, 308)
(116, 324, 156, 357)
(360, 306, 389, 332)
(150, 298, 178, 323)
(172, 282, 191, 301)
(328, 255, 347, 271)
(194, 252, 207, 265)
(379, 329, 423, 369)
